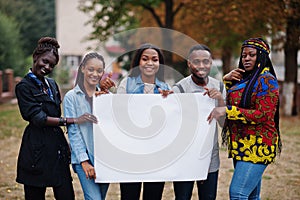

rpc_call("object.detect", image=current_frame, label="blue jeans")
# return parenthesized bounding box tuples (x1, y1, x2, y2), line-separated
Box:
(173, 170, 219, 200)
(230, 160, 267, 200)
(73, 164, 109, 200)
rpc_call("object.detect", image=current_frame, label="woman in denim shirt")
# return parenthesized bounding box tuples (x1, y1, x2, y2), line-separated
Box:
(117, 43, 172, 200)
(63, 52, 113, 200)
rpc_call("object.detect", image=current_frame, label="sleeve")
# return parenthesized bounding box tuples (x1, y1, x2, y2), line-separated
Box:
(226, 75, 279, 124)
(15, 82, 48, 126)
(117, 78, 127, 94)
(63, 92, 89, 163)
(223, 80, 233, 90)
(166, 83, 171, 90)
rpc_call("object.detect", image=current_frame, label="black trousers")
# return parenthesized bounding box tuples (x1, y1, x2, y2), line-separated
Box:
(24, 181, 74, 200)
(173, 170, 219, 200)
(120, 182, 165, 200)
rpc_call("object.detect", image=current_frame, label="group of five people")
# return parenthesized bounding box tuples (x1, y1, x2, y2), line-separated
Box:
(15, 36, 281, 200)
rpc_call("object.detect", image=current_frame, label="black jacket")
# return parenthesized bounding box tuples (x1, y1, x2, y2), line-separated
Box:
(15, 74, 71, 187)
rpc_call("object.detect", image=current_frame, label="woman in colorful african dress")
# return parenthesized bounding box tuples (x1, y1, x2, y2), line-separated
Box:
(207, 37, 282, 200)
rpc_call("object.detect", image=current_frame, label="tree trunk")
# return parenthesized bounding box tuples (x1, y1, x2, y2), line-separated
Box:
(162, 0, 174, 82)
(282, 82, 295, 116)
(221, 45, 233, 75)
(282, 11, 299, 116)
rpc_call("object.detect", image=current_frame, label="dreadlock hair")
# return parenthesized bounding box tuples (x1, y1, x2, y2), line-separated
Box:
(33, 37, 60, 64)
(128, 43, 166, 82)
(222, 38, 282, 154)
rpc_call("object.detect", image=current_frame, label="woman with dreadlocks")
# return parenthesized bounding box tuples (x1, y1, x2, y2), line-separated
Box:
(207, 38, 281, 199)
(15, 37, 98, 199)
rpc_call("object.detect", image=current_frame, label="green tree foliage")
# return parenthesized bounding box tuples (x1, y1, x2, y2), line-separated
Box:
(79, 0, 187, 69)
(79, 0, 139, 42)
(78, 1, 285, 67)
(176, 0, 287, 74)
(79, 0, 299, 115)
(0, 0, 55, 76)
(0, 0, 55, 57)
(0, 12, 26, 76)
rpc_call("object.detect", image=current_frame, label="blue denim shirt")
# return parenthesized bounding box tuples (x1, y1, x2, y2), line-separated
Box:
(126, 75, 170, 94)
(63, 85, 94, 164)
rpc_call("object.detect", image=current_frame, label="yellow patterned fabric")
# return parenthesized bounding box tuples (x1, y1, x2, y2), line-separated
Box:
(224, 68, 279, 164)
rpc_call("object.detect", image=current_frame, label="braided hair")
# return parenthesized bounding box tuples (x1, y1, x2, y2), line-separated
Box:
(33, 37, 60, 64)
(222, 38, 282, 154)
(239, 38, 274, 108)
(74, 52, 105, 110)
(75, 52, 105, 87)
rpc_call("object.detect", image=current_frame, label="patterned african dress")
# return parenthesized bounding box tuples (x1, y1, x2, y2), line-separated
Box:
(224, 67, 279, 164)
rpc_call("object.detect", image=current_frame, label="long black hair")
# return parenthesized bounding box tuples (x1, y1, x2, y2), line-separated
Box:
(128, 43, 165, 82)
(222, 38, 282, 154)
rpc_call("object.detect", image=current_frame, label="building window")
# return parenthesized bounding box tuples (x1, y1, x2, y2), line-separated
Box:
(66, 56, 80, 68)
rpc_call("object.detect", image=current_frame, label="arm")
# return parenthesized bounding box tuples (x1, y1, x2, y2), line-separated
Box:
(63, 94, 90, 163)
(63, 92, 99, 180)
(208, 74, 279, 125)
(99, 71, 115, 92)
(227, 75, 279, 124)
(204, 85, 226, 126)
(223, 68, 245, 90)
(203, 87, 225, 106)
(15, 82, 46, 124)
(16, 81, 96, 127)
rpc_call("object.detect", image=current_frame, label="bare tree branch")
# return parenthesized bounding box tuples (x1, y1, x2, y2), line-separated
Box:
(141, 3, 164, 27)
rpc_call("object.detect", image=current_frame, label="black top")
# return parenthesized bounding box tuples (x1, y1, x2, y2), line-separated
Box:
(15, 74, 71, 187)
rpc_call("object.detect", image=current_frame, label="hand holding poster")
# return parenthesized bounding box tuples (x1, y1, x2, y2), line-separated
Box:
(93, 93, 216, 183)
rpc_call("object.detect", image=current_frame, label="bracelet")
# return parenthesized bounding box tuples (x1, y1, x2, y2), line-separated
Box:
(63, 118, 67, 126)
(59, 117, 67, 126)
(58, 117, 64, 126)
(65, 118, 77, 124)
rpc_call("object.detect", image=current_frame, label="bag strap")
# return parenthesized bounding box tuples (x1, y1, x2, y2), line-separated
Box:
(219, 81, 224, 93)
(174, 84, 185, 93)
